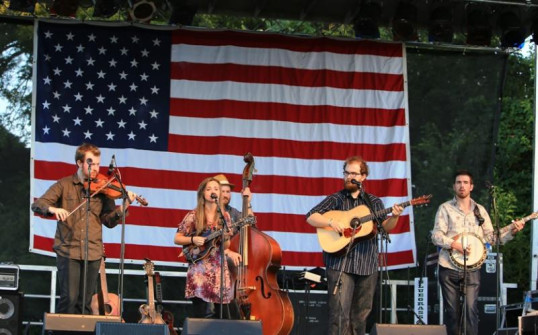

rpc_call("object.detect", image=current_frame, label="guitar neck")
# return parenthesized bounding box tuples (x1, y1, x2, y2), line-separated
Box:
(361, 200, 412, 222)
(147, 275, 156, 316)
(198, 217, 253, 242)
(99, 258, 110, 298)
(522, 212, 538, 223)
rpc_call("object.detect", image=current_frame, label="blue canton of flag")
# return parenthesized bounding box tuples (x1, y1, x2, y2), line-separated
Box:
(35, 21, 171, 151)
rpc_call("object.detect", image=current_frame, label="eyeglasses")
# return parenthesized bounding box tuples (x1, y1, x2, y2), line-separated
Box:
(343, 171, 361, 178)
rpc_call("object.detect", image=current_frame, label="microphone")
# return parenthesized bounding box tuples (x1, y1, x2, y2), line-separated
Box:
(107, 155, 115, 175)
(350, 179, 362, 189)
(210, 193, 218, 201)
(86, 158, 93, 165)
(485, 181, 495, 190)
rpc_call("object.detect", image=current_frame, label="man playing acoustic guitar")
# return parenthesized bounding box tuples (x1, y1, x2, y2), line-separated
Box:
(431, 170, 525, 335)
(306, 156, 403, 335)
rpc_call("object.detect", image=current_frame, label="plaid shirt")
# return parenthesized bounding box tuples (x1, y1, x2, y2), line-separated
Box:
(306, 189, 386, 276)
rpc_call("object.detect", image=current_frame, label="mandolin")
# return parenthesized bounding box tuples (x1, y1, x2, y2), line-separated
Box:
(317, 194, 432, 255)
(90, 257, 120, 316)
(182, 216, 256, 264)
(138, 259, 165, 325)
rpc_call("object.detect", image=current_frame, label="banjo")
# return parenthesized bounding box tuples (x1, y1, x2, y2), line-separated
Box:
(449, 212, 538, 270)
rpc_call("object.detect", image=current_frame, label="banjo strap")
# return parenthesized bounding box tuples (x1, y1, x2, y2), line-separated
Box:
(473, 205, 485, 226)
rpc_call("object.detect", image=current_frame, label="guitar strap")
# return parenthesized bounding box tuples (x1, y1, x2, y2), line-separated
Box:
(359, 191, 383, 226)
(473, 205, 485, 226)
(360, 190, 391, 243)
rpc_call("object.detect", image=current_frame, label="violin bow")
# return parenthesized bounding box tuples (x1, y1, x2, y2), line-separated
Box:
(64, 176, 117, 220)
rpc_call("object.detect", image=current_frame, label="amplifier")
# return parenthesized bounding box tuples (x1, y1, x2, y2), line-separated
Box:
(0, 265, 19, 291)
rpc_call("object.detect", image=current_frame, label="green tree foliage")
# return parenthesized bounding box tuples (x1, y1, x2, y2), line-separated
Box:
(494, 51, 535, 302)
(0, 22, 33, 142)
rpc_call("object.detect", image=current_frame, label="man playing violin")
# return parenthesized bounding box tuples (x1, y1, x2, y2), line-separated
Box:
(31, 143, 136, 314)
(432, 170, 524, 335)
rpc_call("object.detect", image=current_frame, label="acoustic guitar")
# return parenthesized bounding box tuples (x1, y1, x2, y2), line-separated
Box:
(138, 259, 165, 325)
(182, 216, 256, 264)
(317, 194, 432, 255)
(90, 257, 120, 316)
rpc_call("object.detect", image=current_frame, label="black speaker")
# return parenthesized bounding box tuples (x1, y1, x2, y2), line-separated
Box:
(0, 291, 23, 335)
(95, 322, 168, 335)
(42, 313, 122, 334)
(370, 324, 447, 335)
(183, 318, 262, 335)
(520, 314, 538, 335)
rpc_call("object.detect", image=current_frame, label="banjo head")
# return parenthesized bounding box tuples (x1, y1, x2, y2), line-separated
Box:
(449, 232, 487, 271)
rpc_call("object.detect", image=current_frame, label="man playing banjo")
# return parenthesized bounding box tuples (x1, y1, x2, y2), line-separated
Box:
(431, 169, 524, 335)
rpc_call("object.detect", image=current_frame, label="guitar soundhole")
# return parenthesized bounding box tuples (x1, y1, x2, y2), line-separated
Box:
(350, 218, 361, 229)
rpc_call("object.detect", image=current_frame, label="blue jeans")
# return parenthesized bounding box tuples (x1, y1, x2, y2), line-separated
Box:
(56, 255, 100, 314)
(326, 268, 378, 335)
(438, 266, 480, 335)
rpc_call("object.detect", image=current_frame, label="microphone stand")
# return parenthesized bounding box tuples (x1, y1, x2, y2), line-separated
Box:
(359, 188, 389, 323)
(332, 223, 357, 334)
(214, 196, 228, 319)
(81, 162, 92, 315)
(488, 186, 502, 332)
(376, 220, 390, 323)
(407, 305, 425, 325)
(332, 182, 364, 333)
(111, 164, 129, 320)
(460, 237, 468, 335)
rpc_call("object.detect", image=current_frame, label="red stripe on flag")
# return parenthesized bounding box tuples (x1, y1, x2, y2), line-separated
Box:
(34, 235, 184, 263)
(33, 161, 409, 198)
(382, 250, 416, 267)
(33, 235, 53, 253)
(35, 235, 413, 269)
(168, 134, 408, 161)
(172, 30, 404, 57)
(35, 206, 412, 235)
(282, 251, 324, 267)
(170, 62, 403, 91)
(170, 99, 406, 126)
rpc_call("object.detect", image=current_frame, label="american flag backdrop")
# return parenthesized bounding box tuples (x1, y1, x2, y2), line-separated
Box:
(31, 20, 417, 269)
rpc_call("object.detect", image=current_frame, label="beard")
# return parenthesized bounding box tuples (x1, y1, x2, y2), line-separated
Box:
(222, 197, 230, 206)
(344, 181, 359, 192)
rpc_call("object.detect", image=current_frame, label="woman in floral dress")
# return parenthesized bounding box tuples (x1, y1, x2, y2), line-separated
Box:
(174, 177, 235, 318)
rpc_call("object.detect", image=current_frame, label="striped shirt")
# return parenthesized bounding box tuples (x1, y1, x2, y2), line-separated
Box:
(306, 189, 387, 275)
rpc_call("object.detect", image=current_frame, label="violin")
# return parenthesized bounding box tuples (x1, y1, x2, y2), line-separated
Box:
(84, 173, 148, 206)
(62, 173, 148, 221)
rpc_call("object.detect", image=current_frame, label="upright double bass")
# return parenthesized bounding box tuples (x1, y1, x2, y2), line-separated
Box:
(229, 153, 294, 335)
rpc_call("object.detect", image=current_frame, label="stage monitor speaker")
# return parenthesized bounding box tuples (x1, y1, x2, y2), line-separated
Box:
(495, 328, 518, 335)
(95, 322, 168, 335)
(0, 291, 23, 335)
(183, 318, 262, 335)
(370, 323, 447, 335)
(42, 313, 122, 334)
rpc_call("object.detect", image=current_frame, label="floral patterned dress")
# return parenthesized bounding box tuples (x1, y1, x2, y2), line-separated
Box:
(178, 210, 233, 303)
